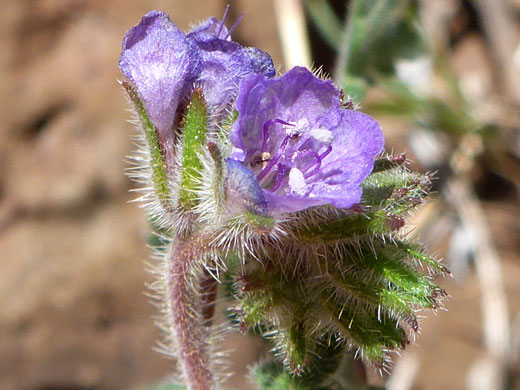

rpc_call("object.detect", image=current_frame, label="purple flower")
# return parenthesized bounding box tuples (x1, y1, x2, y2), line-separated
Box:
(119, 11, 198, 145)
(119, 10, 274, 142)
(186, 17, 275, 118)
(229, 67, 384, 214)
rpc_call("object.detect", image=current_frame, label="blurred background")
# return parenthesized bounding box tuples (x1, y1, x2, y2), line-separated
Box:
(0, 0, 519, 389)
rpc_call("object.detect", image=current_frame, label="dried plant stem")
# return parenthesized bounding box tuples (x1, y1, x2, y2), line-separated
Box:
(272, 0, 311, 69)
(387, 352, 420, 390)
(168, 235, 215, 390)
(333, 7, 351, 84)
(446, 178, 510, 388)
(471, 0, 520, 105)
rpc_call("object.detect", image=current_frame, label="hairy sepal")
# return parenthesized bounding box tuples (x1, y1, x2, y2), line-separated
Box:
(179, 88, 208, 210)
(290, 158, 431, 244)
(122, 80, 176, 228)
(231, 235, 447, 371)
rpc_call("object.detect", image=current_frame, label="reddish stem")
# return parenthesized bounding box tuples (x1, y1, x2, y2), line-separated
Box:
(200, 270, 218, 324)
(168, 235, 215, 390)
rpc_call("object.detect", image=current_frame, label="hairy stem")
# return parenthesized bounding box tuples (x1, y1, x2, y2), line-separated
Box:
(168, 235, 215, 390)
(200, 270, 219, 324)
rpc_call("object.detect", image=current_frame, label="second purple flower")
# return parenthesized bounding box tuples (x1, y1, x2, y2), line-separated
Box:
(229, 67, 384, 214)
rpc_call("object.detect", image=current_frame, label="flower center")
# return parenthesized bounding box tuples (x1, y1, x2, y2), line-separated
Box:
(250, 117, 334, 194)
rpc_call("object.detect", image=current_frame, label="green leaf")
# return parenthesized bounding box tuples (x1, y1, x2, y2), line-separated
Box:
(365, 79, 479, 137)
(341, 0, 425, 81)
(305, 0, 344, 49)
(341, 74, 368, 102)
(179, 88, 207, 209)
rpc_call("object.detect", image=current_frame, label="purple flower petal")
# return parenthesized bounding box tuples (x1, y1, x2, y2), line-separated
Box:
(188, 19, 275, 111)
(119, 10, 275, 138)
(230, 67, 384, 214)
(119, 11, 199, 141)
(196, 46, 275, 111)
(225, 158, 268, 216)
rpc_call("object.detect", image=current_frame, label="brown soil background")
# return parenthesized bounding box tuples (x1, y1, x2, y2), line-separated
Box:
(0, 1, 518, 390)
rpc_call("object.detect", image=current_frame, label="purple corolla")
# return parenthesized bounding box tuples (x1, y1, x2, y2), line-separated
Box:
(229, 67, 384, 214)
(118, 10, 274, 143)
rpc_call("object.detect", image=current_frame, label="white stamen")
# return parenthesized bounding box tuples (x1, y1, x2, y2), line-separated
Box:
(288, 168, 307, 196)
(286, 118, 309, 137)
(309, 128, 334, 145)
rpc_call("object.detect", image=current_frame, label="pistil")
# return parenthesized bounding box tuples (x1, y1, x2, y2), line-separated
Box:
(269, 164, 286, 192)
(255, 117, 335, 189)
(256, 134, 292, 181)
(262, 119, 294, 153)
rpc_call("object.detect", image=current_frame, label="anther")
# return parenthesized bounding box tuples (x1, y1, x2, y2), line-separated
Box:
(250, 151, 271, 169)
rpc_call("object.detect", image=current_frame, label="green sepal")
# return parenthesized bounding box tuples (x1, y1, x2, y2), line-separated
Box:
(361, 165, 431, 211)
(329, 267, 417, 325)
(207, 142, 224, 183)
(122, 81, 171, 207)
(244, 210, 276, 233)
(237, 293, 273, 329)
(287, 316, 308, 374)
(253, 349, 383, 390)
(322, 290, 408, 365)
(253, 360, 312, 390)
(232, 236, 446, 370)
(179, 88, 207, 209)
(395, 240, 451, 275)
(215, 109, 238, 156)
(294, 164, 430, 244)
(295, 209, 398, 243)
(221, 109, 238, 132)
(346, 242, 444, 309)
(253, 345, 343, 390)
(372, 154, 406, 173)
